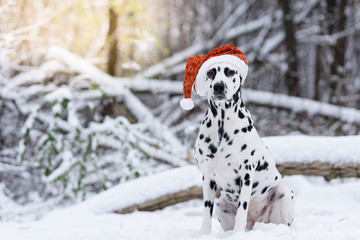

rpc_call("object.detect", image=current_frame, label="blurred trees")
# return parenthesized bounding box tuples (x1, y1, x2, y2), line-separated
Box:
(1, 0, 360, 105)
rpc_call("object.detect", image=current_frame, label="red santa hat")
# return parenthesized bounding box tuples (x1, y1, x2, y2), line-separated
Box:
(179, 45, 248, 110)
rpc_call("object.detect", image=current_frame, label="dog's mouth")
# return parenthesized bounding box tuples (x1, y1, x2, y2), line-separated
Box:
(213, 93, 226, 100)
(212, 94, 232, 103)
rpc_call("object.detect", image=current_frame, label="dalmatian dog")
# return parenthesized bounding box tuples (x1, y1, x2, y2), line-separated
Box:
(195, 62, 295, 235)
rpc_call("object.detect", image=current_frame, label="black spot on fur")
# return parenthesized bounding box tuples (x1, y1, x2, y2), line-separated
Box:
(241, 144, 247, 151)
(207, 154, 214, 158)
(251, 149, 256, 156)
(225, 188, 235, 194)
(233, 90, 239, 104)
(225, 102, 231, 109)
(210, 101, 217, 117)
(199, 149, 203, 155)
(210, 180, 216, 190)
(221, 109, 225, 119)
(227, 140, 233, 145)
(223, 132, 230, 142)
(256, 161, 269, 171)
(241, 127, 247, 133)
(244, 159, 248, 164)
(234, 169, 238, 174)
(244, 173, 250, 186)
(238, 110, 245, 119)
(207, 68, 216, 79)
(199, 134, 204, 140)
(218, 66, 220, 72)
(207, 120, 212, 128)
(275, 176, 278, 181)
(235, 177, 242, 187)
(225, 153, 231, 158)
(204, 201, 214, 216)
(218, 120, 224, 143)
(209, 144, 217, 154)
(261, 186, 268, 194)
(223, 209, 230, 214)
(279, 193, 285, 199)
(243, 201, 247, 210)
(234, 129, 239, 134)
(205, 137, 211, 143)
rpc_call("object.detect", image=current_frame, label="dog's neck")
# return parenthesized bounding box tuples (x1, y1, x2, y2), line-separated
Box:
(207, 88, 245, 119)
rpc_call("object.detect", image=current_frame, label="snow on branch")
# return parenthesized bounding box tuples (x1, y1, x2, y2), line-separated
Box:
(123, 78, 360, 125)
(243, 89, 360, 124)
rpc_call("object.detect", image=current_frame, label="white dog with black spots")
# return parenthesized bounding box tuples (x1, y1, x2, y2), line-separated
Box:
(195, 62, 295, 235)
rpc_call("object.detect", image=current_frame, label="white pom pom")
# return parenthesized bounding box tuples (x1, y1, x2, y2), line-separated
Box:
(179, 98, 194, 110)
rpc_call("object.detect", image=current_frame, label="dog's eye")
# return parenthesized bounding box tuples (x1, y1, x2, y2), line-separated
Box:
(207, 68, 217, 79)
(224, 67, 235, 77)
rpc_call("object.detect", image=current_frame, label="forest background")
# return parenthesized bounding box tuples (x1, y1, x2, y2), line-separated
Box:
(1, 0, 360, 221)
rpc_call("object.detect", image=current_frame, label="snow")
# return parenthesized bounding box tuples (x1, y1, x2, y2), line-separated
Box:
(79, 165, 201, 213)
(1, 166, 360, 240)
(44, 86, 72, 102)
(243, 89, 360, 124)
(264, 135, 360, 164)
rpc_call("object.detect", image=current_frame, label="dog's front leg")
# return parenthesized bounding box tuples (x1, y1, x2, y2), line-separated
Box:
(200, 175, 216, 235)
(233, 167, 255, 233)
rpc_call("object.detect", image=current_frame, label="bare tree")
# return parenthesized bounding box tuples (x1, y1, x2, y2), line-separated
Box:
(327, 0, 348, 104)
(278, 0, 299, 96)
(107, 2, 119, 76)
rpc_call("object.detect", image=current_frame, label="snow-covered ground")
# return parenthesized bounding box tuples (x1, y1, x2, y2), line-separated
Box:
(1, 166, 360, 240)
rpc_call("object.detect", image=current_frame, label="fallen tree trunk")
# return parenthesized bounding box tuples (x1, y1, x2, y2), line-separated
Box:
(117, 186, 203, 214)
(115, 162, 360, 214)
(277, 161, 360, 181)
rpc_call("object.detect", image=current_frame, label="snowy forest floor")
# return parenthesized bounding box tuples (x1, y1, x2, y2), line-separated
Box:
(1, 166, 360, 240)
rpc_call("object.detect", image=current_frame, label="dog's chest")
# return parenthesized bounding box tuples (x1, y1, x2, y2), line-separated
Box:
(195, 106, 258, 166)
(195, 105, 281, 202)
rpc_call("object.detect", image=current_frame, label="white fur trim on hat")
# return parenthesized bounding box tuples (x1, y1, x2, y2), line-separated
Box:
(180, 98, 194, 110)
(194, 55, 248, 96)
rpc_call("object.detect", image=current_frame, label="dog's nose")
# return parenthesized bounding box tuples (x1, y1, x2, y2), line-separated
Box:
(213, 82, 225, 94)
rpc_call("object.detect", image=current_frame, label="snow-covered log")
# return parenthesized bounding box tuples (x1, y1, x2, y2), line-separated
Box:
(79, 166, 202, 214)
(277, 161, 360, 181)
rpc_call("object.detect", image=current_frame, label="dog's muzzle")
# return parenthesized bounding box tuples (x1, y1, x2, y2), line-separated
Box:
(213, 82, 225, 100)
